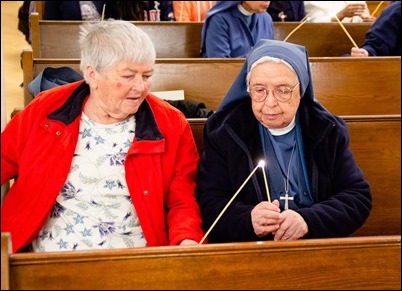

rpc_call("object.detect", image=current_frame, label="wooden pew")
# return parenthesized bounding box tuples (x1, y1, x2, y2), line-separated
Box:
(30, 13, 204, 59)
(346, 115, 401, 236)
(20, 50, 401, 115)
(152, 57, 401, 115)
(1, 232, 11, 290)
(29, 12, 372, 58)
(2, 232, 400, 290)
(273, 22, 370, 57)
(188, 115, 401, 237)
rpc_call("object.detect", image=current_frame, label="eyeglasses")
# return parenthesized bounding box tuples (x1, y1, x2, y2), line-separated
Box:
(249, 83, 300, 103)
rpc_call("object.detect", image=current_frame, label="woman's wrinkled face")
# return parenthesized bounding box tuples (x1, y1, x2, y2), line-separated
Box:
(249, 61, 301, 129)
(242, 1, 271, 13)
(87, 60, 153, 121)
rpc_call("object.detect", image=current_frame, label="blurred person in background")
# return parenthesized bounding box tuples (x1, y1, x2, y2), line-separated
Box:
(44, 1, 175, 21)
(351, 1, 401, 56)
(304, 1, 375, 22)
(201, 1, 274, 58)
(173, 1, 216, 21)
(266, 1, 305, 22)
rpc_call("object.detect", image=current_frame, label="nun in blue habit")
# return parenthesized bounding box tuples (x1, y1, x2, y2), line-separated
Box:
(200, 1, 274, 58)
(195, 39, 372, 243)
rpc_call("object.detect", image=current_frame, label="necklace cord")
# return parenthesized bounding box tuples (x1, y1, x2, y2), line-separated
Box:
(284, 140, 297, 195)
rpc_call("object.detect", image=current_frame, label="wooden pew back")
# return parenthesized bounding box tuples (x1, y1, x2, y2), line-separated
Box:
(152, 57, 401, 115)
(30, 13, 372, 58)
(188, 115, 401, 237)
(21, 51, 401, 115)
(30, 13, 204, 58)
(346, 115, 401, 236)
(4, 233, 401, 290)
(273, 22, 369, 56)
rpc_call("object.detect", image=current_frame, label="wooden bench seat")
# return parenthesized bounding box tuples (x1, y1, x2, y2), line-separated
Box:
(188, 114, 401, 237)
(21, 50, 401, 115)
(30, 12, 372, 58)
(2, 232, 400, 290)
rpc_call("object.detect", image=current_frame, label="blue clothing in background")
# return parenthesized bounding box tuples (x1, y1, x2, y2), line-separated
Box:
(44, 1, 110, 20)
(360, 1, 401, 56)
(200, 1, 274, 58)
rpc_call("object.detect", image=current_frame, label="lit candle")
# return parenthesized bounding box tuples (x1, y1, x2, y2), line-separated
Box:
(259, 160, 271, 203)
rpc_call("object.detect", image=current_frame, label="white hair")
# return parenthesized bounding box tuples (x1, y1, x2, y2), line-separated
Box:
(79, 19, 156, 80)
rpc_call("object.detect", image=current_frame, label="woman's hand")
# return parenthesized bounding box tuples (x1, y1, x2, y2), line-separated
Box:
(351, 47, 369, 57)
(336, 3, 366, 20)
(179, 239, 199, 246)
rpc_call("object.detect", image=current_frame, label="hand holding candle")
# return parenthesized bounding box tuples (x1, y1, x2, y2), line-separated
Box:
(198, 160, 267, 244)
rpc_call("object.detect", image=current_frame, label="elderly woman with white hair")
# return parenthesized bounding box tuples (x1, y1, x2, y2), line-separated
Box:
(196, 39, 372, 243)
(2, 20, 204, 253)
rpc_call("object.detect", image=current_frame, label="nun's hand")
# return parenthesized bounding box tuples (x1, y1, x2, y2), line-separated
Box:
(272, 210, 308, 241)
(251, 200, 283, 237)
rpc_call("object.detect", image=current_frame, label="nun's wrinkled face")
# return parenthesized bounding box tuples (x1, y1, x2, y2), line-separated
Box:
(248, 61, 301, 129)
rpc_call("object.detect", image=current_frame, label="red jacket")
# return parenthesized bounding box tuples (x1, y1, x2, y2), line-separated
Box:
(1, 81, 205, 253)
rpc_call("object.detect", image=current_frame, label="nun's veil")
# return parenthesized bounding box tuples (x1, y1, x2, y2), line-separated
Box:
(217, 39, 315, 111)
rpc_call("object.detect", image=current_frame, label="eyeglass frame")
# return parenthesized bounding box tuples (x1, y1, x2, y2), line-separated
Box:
(249, 82, 300, 103)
